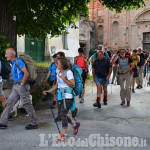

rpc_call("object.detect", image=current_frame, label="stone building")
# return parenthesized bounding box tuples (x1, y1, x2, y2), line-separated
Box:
(89, 0, 150, 51)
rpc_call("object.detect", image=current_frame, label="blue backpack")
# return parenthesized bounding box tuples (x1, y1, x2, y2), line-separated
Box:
(72, 65, 83, 96)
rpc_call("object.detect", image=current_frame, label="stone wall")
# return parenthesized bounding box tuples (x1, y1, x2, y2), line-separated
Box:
(3, 68, 49, 98)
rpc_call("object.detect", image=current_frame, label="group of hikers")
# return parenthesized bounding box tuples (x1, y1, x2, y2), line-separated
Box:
(0, 46, 150, 141)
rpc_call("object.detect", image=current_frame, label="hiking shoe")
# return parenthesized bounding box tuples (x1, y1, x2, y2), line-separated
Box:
(103, 98, 107, 105)
(136, 85, 140, 89)
(73, 122, 80, 135)
(57, 134, 68, 142)
(127, 101, 130, 107)
(71, 107, 78, 118)
(8, 115, 13, 121)
(80, 98, 84, 103)
(120, 101, 125, 106)
(25, 124, 38, 130)
(93, 99, 101, 108)
(51, 101, 56, 109)
(132, 89, 135, 93)
(56, 115, 61, 122)
(0, 123, 7, 129)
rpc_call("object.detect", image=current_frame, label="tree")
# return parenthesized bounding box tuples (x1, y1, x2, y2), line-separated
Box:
(0, 0, 146, 50)
(100, 0, 146, 13)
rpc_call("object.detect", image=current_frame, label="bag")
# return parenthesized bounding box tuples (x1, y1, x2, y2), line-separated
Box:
(137, 53, 145, 67)
(0, 59, 11, 79)
(16, 54, 37, 84)
(72, 65, 83, 96)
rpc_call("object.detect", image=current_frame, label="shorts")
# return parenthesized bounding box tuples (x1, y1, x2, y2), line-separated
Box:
(95, 77, 109, 86)
(133, 66, 138, 78)
(81, 69, 87, 88)
(0, 82, 4, 96)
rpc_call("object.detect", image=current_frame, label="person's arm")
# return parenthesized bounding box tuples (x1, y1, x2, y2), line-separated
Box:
(137, 55, 140, 62)
(84, 57, 89, 70)
(60, 73, 75, 88)
(20, 67, 29, 87)
(73, 57, 78, 66)
(106, 67, 112, 81)
(43, 82, 58, 95)
(92, 68, 96, 83)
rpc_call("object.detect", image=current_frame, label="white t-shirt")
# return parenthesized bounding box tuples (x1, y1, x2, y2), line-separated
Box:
(57, 70, 74, 99)
(0, 60, 2, 82)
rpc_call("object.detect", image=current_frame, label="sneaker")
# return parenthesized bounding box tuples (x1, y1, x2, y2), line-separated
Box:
(132, 89, 135, 93)
(55, 115, 61, 122)
(80, 98, 84, 103)
(136, 85, 140, 89)
(51, 101, 56, 109)
(93, 99, 101, 108)
(103, 98, 107, 105)
(120, 101, 125, 106)
(0, 123, 7, 129)
(57, 133, 68, 142)
(127, 101, 130, 106)
(25, 124, 38, 130)
(79, 94, 82, 99)
(140, 85, 143, 88)
(71, 107, 78, 118)
(73, 122, 80, 135)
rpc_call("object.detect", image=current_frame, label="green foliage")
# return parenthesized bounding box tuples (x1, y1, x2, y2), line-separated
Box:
(31, 82, 53, 106)
(8, 0, 90, 38)
(0, 36, 10, 59)
(35, 61, 51, 68)
(100, 0, 146, 13)
(87, 73, 93, 80)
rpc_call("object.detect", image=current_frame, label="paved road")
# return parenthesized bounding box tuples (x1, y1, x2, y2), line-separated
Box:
(0, 82, 150, 150)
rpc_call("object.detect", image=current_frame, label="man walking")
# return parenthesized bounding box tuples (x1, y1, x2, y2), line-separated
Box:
(115, 49, 134, 106)
(0, 60, 6, 108)
(0, 48, 37, 129)
(136, 47, 146, 89)
(92, 51, 112, 108)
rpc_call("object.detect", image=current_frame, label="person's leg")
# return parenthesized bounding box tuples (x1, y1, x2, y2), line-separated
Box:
(131, 78, 136, 93)
(103, 86, 108, 105)
(139, 66, 144, 87)
(17, 84, 37, 128)
(126, 72, 131, 106)
(119, 74, 125, 105)
(93, 79, 101, 108)
(0, 85, 19, 126)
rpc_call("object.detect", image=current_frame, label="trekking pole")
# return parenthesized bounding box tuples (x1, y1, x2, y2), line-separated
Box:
(46, 93, 61, 135)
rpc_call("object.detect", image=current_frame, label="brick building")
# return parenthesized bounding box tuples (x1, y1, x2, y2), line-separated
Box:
(89, 0, 150, 51)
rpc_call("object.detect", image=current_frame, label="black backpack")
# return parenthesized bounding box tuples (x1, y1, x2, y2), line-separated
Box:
(0, 59, 11, 79)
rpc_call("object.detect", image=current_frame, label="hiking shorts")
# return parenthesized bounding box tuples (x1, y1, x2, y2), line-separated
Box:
(0, 82, 4, 96)
(95, 77, 109, 86)
(133, 66, 138, 78)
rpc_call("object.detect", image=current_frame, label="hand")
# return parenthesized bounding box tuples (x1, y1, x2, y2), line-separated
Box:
(43, 91, 48, 95)
(60, 74, 67, 81)
(106, 75, 110, 81)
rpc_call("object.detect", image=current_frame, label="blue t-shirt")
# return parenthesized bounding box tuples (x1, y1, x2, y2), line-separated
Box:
(92, 57, 112, 78)
(11, 58, 25, 82)
(48, 62, 56, 81)
(93, 52, 109, 59)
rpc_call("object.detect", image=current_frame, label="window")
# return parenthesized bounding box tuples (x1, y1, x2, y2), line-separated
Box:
(112, 21, 119, 40)
(97, 25, 104, 44)
(62, 33, 68, 50)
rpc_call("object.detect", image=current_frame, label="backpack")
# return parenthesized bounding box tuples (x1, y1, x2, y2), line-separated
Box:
(0, 59, 11, 79)
(137, 53, 145, 66)
(16, 54, 37, 84)
(72, 65, 83, 96)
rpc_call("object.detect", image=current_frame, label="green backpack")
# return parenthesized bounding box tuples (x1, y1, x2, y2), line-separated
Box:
(0, 59, 11, 79)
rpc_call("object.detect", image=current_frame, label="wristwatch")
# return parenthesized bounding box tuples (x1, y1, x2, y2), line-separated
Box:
(21, 83, 24, 86)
